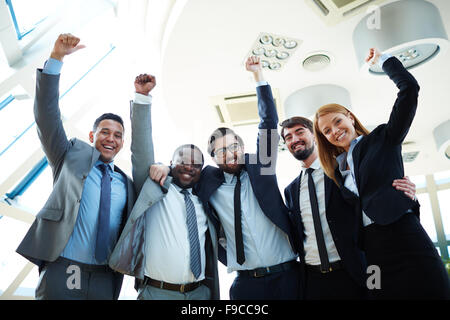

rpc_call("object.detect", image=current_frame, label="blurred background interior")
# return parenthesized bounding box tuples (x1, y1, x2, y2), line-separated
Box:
(0, 0, 449, 299)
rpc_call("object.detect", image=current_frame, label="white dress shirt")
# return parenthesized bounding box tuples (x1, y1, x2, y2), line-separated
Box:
(144, 183, 208, 284)
(300, 159, 341, 265)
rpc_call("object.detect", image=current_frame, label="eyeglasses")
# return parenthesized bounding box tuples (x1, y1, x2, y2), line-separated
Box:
(213, 143, 241, 157)
(173, 161, 203, 170)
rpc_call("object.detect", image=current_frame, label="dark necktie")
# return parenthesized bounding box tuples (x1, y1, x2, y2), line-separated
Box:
(234, 173, 245, 265)
(181, 189, 202, 279)
(306, 168, 330, 272)
(96, 164, 111, 264)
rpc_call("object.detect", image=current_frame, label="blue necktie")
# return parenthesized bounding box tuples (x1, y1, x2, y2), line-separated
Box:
(96, 164, 111, 264)
(181, 189, 201, 279)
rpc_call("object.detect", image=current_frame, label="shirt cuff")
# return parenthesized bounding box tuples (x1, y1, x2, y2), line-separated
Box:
(133, 93, 152, 105)
(378, 53, 392, 68)
(43, 58, 63, 75)
(256, 80, 268, 87)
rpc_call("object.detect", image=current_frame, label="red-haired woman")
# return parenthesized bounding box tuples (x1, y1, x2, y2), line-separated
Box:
(313, 48, 449, 299)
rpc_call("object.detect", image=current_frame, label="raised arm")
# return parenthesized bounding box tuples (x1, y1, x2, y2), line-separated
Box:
(34, 34, 85, 173)
(130, 74, 156, 194)
(366, 48, 420, 145)
(245, 56, 279, 172)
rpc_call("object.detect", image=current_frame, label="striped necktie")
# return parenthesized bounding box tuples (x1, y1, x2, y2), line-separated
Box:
(181, 189, 202, 279)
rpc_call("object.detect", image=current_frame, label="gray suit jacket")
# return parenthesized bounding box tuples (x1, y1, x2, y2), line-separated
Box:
(16, 71, 136, 289)
(108, 100, 220, 300)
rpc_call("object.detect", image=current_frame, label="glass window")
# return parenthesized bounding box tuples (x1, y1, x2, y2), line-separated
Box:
(12, 165, 52, 215)
(410, 174, 426, 189)
(437, 189, 450, 241)
(416, 193, 438, 242)
(434, 170, 450, 186)
(0, 215, 33, 294)
(6, 0, 58, 40)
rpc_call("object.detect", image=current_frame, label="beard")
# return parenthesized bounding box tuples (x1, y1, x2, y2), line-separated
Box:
(218, 153, 245, 174)
(292, 143, 315, 161)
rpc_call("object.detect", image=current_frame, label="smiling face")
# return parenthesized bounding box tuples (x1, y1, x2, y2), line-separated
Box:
(282, 124, 316, 161)
(316, 111, 357, 151)
(89, 119, 124, 163)
(211, 134, 245, 175)
(171, 146, 204, 189)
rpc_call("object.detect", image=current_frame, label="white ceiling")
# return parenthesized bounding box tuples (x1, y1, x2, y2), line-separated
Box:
(159, 0, 450, 177)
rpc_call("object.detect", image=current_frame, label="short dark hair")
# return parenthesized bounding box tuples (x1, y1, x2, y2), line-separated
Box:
(172, 144, 204, 165)
(93, 113, 124, 131)
(207, 127, 244, 157)
(279, 117, 313, 141)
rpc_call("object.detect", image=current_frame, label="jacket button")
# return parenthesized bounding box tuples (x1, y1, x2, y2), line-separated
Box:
(148, 201, 153, 206)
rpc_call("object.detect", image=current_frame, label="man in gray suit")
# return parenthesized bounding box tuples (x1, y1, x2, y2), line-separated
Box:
(16, 34, 138, 300)
(108, 74, 220, 300)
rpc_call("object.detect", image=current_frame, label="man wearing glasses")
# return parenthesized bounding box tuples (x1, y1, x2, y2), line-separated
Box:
(150, 56, 300, 300)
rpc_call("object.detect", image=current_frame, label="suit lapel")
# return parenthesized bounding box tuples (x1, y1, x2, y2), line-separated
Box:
(324, 173, 333, 210)
(293, 172, 302, 214)
(351, 137, 363, 190)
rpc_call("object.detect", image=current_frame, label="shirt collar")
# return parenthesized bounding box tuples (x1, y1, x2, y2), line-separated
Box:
(301, 157, 321, 172)
(96, 160, 114, 172)
(223, 170, 245, 184)
(171, 182, 193, 195)
(336, 135, 363, 171)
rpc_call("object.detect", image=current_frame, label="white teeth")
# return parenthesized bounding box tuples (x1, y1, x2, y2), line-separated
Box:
(337, 132, 345, 141)
(104, 146, 113, 150)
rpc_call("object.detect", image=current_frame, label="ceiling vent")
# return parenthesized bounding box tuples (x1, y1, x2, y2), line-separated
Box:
(306, 0, 388, 26)
(402, 151, 419, 163)
(302, 52, 332, 71)
(210, 88, 282, 127)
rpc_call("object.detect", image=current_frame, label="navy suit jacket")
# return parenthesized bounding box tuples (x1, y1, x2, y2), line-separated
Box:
(337, 57, 420, 225)
(284, 171, 367, 287)
(195, 84, 297, 265)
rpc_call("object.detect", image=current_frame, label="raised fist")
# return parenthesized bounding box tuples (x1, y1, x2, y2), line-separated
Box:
(50, 34, 85, 61)
(245, 55, 262, 73)
(365, 48, 382, 66)
(134, 74, 156, 96)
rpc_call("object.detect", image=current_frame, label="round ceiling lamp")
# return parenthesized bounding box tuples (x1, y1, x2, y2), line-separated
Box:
(433, 120, 450, 160)
(353, 0, 449, 75)
(284, 84, 351, 120)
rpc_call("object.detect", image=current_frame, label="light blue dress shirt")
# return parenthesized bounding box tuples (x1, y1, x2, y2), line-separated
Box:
(42, 61, 127, 264)
(210, 170, 297, 273)
(59, 160, 127, 265)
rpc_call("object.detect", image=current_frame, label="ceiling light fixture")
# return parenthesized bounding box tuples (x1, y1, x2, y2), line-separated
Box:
(433, 120, 450, 160)
(283, 84, 351, 119)
(246, 33, 302, 71)
(353, 0, 449, 75)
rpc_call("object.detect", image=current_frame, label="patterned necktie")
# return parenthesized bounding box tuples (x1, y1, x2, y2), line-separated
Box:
(96, 164, 111, 264)
(306, 168, 330, 272)
(234, 173, 245, 265)
(181, 189, 202, 279)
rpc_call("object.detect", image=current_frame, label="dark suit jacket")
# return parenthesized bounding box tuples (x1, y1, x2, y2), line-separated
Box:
(284, 171, 367, 287)
(195, 85, 297, 265)
(337, 57, 420, 225)
(16, 70, 136, 299)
